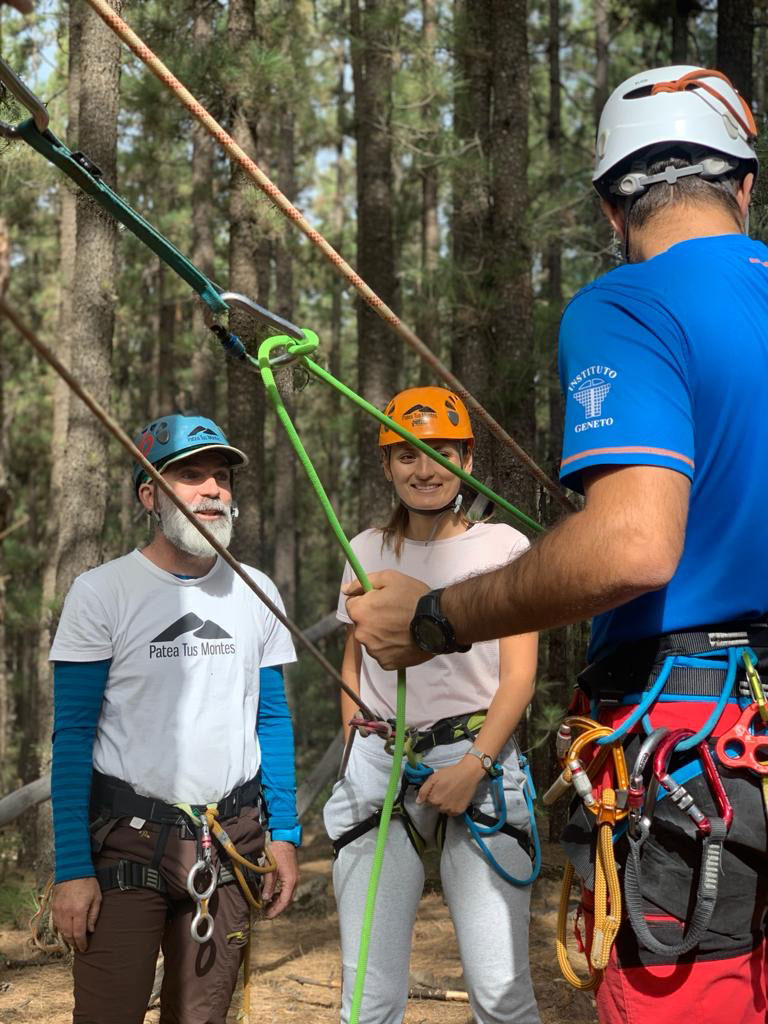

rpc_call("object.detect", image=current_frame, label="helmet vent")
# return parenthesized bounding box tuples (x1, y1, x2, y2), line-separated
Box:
(622, 85, 655, 100)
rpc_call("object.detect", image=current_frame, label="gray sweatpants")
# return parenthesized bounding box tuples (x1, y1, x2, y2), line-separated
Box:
(323, 734, 541, 1024)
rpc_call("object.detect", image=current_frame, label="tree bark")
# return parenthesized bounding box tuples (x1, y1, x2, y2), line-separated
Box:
(488, 0, 535, 514)
(350, 0, 400, 530)
(671, 0, 689, 63)
(417, 0, 440, 385)
(451, 0, 492, 478)
(226, 0, 268, 566)
(717, 0, 754, 106)
(187, 5, 220, 413)
(0, 217, 10, 783)
(44, 0, 121, 881)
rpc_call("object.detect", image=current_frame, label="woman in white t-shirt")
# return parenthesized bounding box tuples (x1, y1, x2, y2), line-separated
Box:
(324, 387, 541, 1024)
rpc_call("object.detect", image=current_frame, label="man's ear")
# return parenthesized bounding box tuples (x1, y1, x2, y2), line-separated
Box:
(600, 197, 626, 240)
(137, 480, 155, 513)
(737, 171, 755, 222)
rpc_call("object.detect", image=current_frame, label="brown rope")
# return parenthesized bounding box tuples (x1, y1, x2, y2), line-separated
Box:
(80, 0, 575, 514)
(0, 294, 374, 717)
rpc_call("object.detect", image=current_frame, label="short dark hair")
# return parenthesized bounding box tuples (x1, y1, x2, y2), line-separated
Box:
(625, 154, 746, 236)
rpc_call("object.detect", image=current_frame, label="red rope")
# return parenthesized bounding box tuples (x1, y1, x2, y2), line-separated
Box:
(81, 0, 575, 513)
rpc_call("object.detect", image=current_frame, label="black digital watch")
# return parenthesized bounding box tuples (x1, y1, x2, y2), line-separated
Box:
(409, 588, 471, 656)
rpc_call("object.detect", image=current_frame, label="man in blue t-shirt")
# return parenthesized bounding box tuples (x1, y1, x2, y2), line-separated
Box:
(345, 67, 768, 1022)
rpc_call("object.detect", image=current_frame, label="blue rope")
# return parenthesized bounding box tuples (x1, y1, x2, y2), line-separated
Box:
(403, 757, 541, 887)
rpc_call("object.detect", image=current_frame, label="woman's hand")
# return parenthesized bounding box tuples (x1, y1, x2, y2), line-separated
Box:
(415, 755, 488, 816)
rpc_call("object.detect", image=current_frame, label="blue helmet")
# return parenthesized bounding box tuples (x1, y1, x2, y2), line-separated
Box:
(132, 413, 248, 496)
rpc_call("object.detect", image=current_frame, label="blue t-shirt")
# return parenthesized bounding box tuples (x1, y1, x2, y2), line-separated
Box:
(558, 233, 768, 660)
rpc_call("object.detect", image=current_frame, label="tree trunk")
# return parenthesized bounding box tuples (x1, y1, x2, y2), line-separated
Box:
(451, 0, 492, 479)
(350, 0, 400, 530)
(187, 5, 220, 413)
(226, 0, 268, 567)
(593, 0, 612, 270)
(717, 0, 754, 106)
(672, 0, 689, 63)
(418, 0, 440, 385)
(488, 0, 535, 512)
(44, 0, 121, 881)
(0, 217, 10, 784)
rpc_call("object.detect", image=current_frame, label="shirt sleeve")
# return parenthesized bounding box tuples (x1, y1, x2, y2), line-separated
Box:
(557, 283, 694, 494)
(336, 559, 355, 625)
(250, 574, 297, 668)
(256, 666, 299, 834)
(52, 659, 110, 883)
(49, 577, 114, 662)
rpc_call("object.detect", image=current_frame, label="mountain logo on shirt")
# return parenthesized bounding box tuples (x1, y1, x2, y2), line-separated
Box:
(568, 365, 617, 432)
(149, 613, 235, 659)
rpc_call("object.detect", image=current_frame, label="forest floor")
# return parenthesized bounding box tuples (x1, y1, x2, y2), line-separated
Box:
(0, 827, 598, 1024)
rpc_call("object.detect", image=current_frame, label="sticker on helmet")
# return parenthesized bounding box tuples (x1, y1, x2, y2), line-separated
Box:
(187, 425, 219, 439)
(402, 404, 437, 429)
(137, 433, 154, 457)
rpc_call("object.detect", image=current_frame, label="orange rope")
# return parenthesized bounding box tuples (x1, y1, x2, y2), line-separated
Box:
(81, 0, 575, 513)
(651, 69, 757, 140)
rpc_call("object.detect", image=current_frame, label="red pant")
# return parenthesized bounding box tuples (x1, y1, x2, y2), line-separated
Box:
(570, 698, 768, 1024)
(580, 891, 768, 1024)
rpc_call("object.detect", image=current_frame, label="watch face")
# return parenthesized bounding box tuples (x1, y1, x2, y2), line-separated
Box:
(412, 615, 448, 654)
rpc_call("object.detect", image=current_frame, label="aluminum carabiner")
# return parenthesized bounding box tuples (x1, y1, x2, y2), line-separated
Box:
(653, 728, 733, 835)
(627, 726, 668, 836)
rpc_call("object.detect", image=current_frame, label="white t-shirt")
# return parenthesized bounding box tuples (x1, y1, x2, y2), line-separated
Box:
(50, 550, 296, 804)
(337, 522, 530, 730)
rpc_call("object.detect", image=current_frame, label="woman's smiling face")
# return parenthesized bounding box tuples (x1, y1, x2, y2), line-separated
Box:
(383, 440, 471, 511)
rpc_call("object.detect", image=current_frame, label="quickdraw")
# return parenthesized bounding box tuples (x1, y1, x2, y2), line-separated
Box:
(549, 717, 627, 990)
(623, 728, 733, 958)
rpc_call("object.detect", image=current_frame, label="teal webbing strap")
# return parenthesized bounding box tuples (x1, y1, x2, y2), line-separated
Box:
(15, 118, 228, 315)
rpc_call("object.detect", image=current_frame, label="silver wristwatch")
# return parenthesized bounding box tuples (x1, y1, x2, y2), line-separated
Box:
(467, 743, 494, 774)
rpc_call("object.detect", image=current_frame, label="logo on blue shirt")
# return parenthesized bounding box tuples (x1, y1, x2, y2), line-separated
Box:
(569, 364, 617, 432)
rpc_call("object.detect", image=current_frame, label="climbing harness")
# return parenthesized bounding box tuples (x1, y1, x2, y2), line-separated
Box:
(334, 712, 541, 887)
(549, 631, 768, 989)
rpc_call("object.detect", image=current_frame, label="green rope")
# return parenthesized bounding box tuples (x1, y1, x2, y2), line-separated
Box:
(257, 333, 406, 1024)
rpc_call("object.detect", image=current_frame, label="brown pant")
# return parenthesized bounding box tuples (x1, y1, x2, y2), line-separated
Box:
(73, 807, 265, 1024)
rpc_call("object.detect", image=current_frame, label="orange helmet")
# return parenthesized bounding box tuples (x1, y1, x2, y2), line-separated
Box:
(378, 387, 474, 448)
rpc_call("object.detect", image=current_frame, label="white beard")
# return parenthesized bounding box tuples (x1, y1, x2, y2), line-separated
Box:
(157, 490, 234, 558)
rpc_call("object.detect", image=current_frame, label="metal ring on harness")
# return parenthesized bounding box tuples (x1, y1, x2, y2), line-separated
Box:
(190, 899, 215, 944)
(186, 859, 217, 903)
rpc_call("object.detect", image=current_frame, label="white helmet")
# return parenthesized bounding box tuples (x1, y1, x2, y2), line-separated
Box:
(593, 66, 757, 198)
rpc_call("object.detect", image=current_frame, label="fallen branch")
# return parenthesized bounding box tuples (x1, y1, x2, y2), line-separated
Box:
(0, 515, 28, 544)
(285, 973, 469, 1003)
(2, 954, 66, 970)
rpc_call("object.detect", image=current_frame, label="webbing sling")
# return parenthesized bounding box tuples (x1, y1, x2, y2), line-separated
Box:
(13, 117, 227, 315)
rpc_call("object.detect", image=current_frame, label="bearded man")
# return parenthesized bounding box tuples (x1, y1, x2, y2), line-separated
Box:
(49, 413, 301, 1024)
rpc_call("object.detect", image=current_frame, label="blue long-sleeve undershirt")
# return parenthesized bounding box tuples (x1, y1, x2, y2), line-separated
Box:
(52, 661, 299, 883)
(256, 666, 299, 837)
